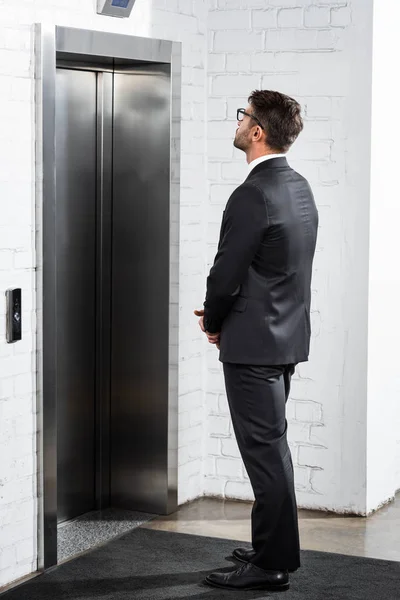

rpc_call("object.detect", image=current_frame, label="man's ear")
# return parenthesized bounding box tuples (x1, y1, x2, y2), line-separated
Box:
(253, 126, 263, 141)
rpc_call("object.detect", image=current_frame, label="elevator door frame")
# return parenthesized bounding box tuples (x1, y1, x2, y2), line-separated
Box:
(35, 24, 181, 571)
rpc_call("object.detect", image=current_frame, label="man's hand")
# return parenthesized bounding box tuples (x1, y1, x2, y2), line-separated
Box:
(194, 309, 220, 349)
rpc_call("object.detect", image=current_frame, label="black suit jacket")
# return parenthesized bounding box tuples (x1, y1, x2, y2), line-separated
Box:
(203, 157, 318, 365)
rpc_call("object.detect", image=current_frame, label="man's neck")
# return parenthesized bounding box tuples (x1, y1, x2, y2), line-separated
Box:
(246, 149, 280, 164)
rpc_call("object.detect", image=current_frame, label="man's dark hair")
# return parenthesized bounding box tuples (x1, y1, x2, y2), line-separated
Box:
(248, 90, 303, 152)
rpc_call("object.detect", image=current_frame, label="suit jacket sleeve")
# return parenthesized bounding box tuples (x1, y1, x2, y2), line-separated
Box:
(203, 182, 268, 334)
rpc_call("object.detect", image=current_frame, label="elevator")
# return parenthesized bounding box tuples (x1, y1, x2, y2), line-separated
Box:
(36, 26, 180, 569)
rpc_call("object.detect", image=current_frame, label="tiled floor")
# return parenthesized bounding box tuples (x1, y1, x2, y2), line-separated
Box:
(141, 492, 400, 563)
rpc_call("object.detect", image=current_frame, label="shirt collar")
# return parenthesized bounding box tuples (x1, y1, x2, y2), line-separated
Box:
(248, 153, 287, 174)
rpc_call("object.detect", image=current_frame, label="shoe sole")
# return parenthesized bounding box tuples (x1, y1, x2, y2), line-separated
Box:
(204, 576, 290, 592)
(232, 553, 297, 574)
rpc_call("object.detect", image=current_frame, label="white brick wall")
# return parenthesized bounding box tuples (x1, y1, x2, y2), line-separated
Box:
(0, 0, 207, 588)
(204, 0, 375, 515)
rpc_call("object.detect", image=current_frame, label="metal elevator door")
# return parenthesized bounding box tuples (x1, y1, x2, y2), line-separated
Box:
(55, 62, 171, 525)
(55, 68, 98, 523)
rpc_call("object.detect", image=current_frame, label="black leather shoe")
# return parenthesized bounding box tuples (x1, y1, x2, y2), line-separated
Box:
(232, 547, 298, 573)
(232, 547, 256, 563)
(204, 562, 290, 591)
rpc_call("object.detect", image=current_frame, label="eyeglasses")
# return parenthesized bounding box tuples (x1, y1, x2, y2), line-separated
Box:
(237, 108, 264, 130)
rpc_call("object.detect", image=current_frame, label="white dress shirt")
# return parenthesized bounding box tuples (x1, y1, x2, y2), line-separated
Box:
(248, 153, 286, 174)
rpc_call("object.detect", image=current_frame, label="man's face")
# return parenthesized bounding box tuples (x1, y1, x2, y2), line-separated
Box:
(233, 104, 255, 152)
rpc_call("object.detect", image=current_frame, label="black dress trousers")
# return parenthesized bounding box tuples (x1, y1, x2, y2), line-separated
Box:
(222, 362, 301, 572)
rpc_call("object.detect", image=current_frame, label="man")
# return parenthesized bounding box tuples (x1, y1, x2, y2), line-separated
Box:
(194, 90, 318, 592)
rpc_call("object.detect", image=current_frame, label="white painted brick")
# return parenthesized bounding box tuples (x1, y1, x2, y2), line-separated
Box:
(0, 379, 14, 403)
(14, 413, 35, 440)
(0, 227, 32, 253)
(0, 251, 13, 271)
(286, 399, 296, 421)
(182, 119, 204, 140)
(153, 11, 199, 34)
(221, 437, 241, 458)
(216, 457, 242, 477)
(250, 52, 275, 72)
(208, 138, 234, 159)
(298, 445, 327, 470)
(0, 515, 34, 549)
(225, 480, 254, 500)
(204, 477, 224, 497)
(205, 457, 215, 476)
(309, 467, 327, 495)
(221, 161, 247, 182)
(179, 458, 202, 482)
(208, 120, 237, 139)
(209, 415, 230, 436)
(13, 373, 34, 397)
(208, 53, 226, 73)
(305, 97, 331, 118)
(318, 162, 343, 185)
(192, 102, 206, 121)
(178, 445, 190, 467)
(304, 6, 330, 28)
(0, 29, 30, 52)
(218, 393, 230, 415)
(208, 222, 223, 243)
(268, 0, 313, 5)
(208, 10, 249, 30)
(317, 28, 343, 50)
(266, 28, 340, 52)
(288, 421, 310, 444)
(294, 466, 310, 490)
(303, 120, 331, 140)
(261, 73, 299, 96)
(331, 7, 352, 27)
(210, 183, 237, 204)
(208, 437, 220, 455)
(208, 98, 226, 119)
(217, 0, 242, 8)
(226, 53, 251, 73)
(187, 441, 202, 462)
(251, 9, 278, 30)
(179, 411, 190, 431)
(300, 141, 331, 161)
(208, 162, 221, 181)
(295, 401, 323, 423)
(15, 539, 35, 563)
(178, 0, 194, 16)
(310, 423, 326, 446)
(212, 74, 260, 96)
(227, 96, 249, 117)
(277, 8, 303, 28)
(206, 391, 219, 413)
(189, 406, 204, 426)
(179, 423, 203, 447)
(0, 50, 31, 77)
(0, 546, 16, 570)
(0, 561, 35, 589)
(213, 30, 263, 52)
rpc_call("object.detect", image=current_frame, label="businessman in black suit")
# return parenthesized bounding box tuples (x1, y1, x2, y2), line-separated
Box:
(195, 90, 318, 592)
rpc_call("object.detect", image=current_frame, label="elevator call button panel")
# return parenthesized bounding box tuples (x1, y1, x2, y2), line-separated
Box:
(6, 288, 22, 343)
(97, 0, 136, 18)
